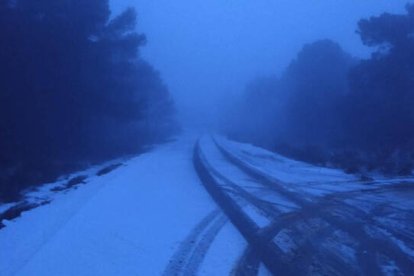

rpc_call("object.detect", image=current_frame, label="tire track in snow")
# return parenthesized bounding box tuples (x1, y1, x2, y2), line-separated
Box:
(164, 148, 282, 276)
(202, 138, 365, 274)
(181, 215, 228, 275)
(215, 138, 414, 275)
(162, 209, 227, 276)
(194, 140, 299, 275)
(232, 246, 260, 276)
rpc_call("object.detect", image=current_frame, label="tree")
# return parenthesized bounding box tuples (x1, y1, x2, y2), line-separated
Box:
(344, 4, 414, 173)
(228, 40, 355, 164)
(280, 40, 355, 148)
(0, 1, 177, 202)
(226, 4, 414, 175)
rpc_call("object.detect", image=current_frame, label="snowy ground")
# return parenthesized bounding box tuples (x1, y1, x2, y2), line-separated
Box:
(0, 135, 246, 276)
(206, 135, 414, 275)
(1, 134, 413, 275)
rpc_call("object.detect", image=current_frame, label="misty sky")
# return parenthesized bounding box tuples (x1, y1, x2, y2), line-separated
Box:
(110, 0, 411, 126)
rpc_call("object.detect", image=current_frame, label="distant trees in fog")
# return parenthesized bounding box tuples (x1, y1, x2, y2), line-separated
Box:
(229, 4, 414, 175)
(344, 4, 414, 174)
(0, 1, 177, 201)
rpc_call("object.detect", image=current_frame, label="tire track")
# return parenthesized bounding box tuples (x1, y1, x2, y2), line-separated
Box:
(162, 209, 224, 276)
(194, 140, 296, 275)
(214, 138, 414, 275)
(232, 247, 260, 276)
(181, 215, 228, 275)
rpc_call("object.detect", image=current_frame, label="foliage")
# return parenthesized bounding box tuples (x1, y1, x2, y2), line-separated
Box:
(0, 0, 176, 201)
(228, 4, 414, 175)
(344, 3, 414, 173)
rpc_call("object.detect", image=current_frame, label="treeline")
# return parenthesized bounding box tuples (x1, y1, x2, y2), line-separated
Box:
(0, 1, 177, 201)
(227, 4, 414, 176)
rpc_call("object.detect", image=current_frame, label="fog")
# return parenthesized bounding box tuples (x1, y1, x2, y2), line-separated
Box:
(1, 0, 413, 200)
(110, 0, 408, 127)
(2, 1, 414, 272)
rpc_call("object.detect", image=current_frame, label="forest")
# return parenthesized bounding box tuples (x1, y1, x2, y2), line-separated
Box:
(1, 1, 413, 203)
(227, 4, 414, 176)
(1, 2, 414, 274)
(0, 0, 177, 202)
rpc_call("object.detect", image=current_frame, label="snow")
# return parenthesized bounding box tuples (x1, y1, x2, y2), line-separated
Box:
(0, 157, 129, 227)
(0, 135, 245, 276)
(214, 136, 414, 199)
(258, 192, 299, 213)
(273, 229, 297, 255)
(241, 204, 271, 228)
(257, 263, 273, 276)
(381, 258, 401, 276)
(0, 203, 14, 214)
(375, 227, 414, 258)
(198, 136, 266, 193)
(198, 136, 280, 227)
(2, 133, 413, 275)
(216, 136, 355, 183)
(199, 222, 247, 275)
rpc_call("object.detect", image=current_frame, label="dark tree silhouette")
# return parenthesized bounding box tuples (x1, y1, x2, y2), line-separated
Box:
(280, 40, 355, 148)
(0, 0, 177, 202)
(344, 3, 414, 174)
(229, 40, 355, 165)
(229, 4, 414, 175)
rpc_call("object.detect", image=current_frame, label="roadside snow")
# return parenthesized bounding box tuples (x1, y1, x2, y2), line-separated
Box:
(214, 136, 386, 198)
(216, 136, 356, 184)
(0, 203, 14, 214)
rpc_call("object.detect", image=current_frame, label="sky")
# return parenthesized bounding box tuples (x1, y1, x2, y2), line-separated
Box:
(109, 0, 411, 127)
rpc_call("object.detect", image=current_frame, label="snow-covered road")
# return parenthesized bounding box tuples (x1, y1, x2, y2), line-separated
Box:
(1, 134, 414, 275)
(0, 135, 246, 275)
(197, 136, 414, 275)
